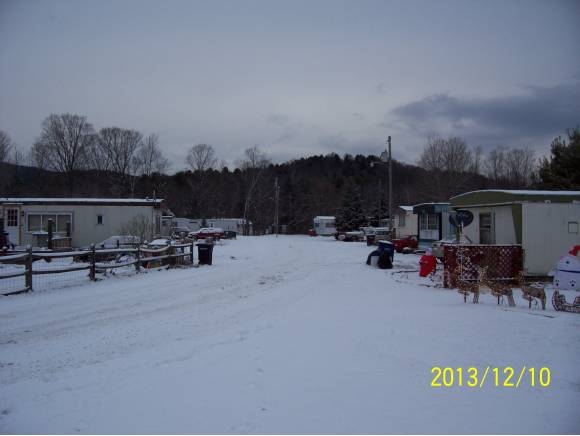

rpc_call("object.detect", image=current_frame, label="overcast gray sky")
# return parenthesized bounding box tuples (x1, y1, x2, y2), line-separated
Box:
(1, 0, 579, 171)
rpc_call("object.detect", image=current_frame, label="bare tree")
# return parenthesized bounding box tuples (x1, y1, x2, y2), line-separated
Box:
(485, 146, 535, 188)
(238, 145, 270, 170)
(485, 146, 506, 184)
(418, 135, 474, 173)
(238, 146, 271, 234)
(504, 147, 536, 188)
(0, 130, 13, 164)
(417, 135, 477, 199)
(417, 135, 445, 172)
(119, 214, 155, 243)
(100, 128, 142, 174)
(31, 113, 95, 195)
(186, 143, 218, 172)
(470, 145, 484, 174)
(135, 134, 169, 176)
(11, 147, 24, 166)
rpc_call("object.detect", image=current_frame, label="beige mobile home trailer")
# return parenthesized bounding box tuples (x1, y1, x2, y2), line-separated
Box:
(0, 198, 165, 248)
(313, 216, 336, 236)
(450, 190, 580, 275)
(393, 205, 418, 238)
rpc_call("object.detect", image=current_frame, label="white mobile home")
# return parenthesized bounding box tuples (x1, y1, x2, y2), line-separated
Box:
(313, 216, 336, 236)
(450, 190, 580, 275)
(0, 198, 166, 248)
(393, 206, 418, 238)
(188, 218, 249, 233)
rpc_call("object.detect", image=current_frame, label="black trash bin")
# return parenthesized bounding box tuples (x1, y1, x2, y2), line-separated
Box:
(197, 242, 214, 265)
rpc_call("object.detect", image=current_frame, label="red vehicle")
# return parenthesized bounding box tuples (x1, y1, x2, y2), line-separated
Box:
(392, 235, 418, 253)
(188, 227, 225, 240)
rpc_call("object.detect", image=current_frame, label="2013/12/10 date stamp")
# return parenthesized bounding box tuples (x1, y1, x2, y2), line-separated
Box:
(430, 366, 551, 388)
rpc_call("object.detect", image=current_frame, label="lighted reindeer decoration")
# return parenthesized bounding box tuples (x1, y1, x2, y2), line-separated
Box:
(454, 264, 485, 304)
(518, 271, 546, 310)
(453, 260, 517, 306)
(484, 270, 516, 307)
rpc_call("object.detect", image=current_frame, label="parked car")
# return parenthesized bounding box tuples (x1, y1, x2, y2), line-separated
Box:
(97, 235, 141, 249)
(188, 227, 225, 240)
(392, 235, 418, 253)
(335, 230, 365, 242)
(147, 238, 172, 247)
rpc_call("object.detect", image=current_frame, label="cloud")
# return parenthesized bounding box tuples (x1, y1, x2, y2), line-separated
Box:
(391, 81, 580, 148)
(266, 114, 290, 125)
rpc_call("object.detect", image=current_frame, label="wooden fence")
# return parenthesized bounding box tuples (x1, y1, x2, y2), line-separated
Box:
(0, 242, 195, 296)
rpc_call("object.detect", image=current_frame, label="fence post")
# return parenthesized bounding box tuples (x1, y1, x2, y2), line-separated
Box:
(89, 244, 96, 281)
(25, 245, 33, 291)
(190, 240, 194, 264)
(136, 246, 141, 272)
(47, 219, 53, 250)
(169, 245, 175, 267)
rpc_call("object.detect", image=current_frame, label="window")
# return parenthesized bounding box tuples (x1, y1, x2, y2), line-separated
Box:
(27, 213, 72, 233)
(27, 214, 42, 232)
(569, 221, 579, 234)
(97, 215, 103, 225)
(57, 215, 70, 233)
(479, 213, 494, 244)
(419, 213, 438, 230)
(6, 209, 18, 226)
(398, 214, 406, 227)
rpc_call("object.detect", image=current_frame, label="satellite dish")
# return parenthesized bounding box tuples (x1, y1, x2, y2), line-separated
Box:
(449, 209, 474, 227)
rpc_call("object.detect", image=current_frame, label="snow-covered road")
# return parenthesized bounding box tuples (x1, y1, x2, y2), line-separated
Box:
(1, 236, 579, 434)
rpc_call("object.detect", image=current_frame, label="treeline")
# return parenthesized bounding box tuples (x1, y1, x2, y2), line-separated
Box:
(1, 114, 578, 233)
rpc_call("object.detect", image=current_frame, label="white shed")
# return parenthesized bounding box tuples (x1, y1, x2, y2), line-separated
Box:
(450, 190, 580, 275)
(313, 216, 336, 236)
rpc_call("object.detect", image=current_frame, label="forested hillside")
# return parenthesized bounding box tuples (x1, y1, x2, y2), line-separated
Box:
(1, 122, 577, 233)
(0, 153, 492, 233)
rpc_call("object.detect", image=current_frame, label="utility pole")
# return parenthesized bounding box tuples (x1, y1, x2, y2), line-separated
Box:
(388, 136, 393, 238)
(274, 177, 280, 237)
(378, 178, 382, 227)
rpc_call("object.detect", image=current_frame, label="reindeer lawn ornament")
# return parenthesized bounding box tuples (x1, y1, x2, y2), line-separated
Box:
(454, 264, 486, 304)
(454, 263, 516, 306)
(518, 271, 546, 310)
(485, 271, 516, 307)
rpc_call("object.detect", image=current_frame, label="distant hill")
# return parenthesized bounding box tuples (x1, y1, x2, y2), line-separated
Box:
(1, 154, 495, 233)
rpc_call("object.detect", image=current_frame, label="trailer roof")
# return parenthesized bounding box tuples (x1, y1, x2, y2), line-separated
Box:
(450, 190, 580, 207)
(0, 198, 164, 206)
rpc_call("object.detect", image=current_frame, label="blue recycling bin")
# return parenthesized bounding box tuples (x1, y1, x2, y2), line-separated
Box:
(378, 241, 395, 261)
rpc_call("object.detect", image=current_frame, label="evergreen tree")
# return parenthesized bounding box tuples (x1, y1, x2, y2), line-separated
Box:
(335, 183, 367, 231)
(368, 201, 389, 227)
(537, 127, 580, 189)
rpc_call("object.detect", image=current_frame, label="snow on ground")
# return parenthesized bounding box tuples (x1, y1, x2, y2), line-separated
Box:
(0, 235, 579, 434)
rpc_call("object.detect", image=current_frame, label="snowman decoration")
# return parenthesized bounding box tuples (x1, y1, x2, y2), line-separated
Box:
(553, 245, 580, 291)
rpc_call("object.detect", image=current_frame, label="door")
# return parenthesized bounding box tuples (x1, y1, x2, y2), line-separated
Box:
(5, 207, 20, 245)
